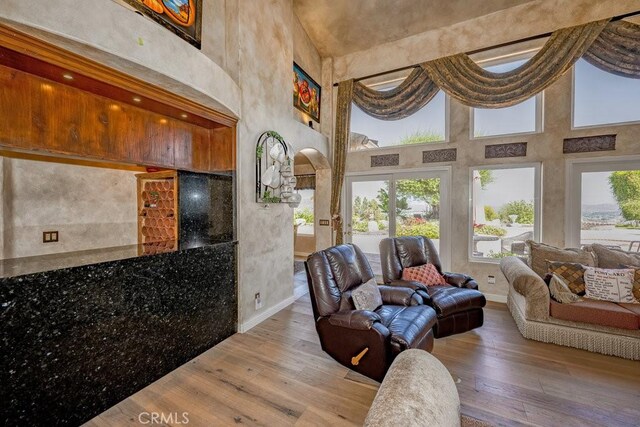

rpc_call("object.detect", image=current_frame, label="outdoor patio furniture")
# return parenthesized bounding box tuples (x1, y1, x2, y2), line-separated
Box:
(472, 234, 499, 256)
(501, 231, 534, 256)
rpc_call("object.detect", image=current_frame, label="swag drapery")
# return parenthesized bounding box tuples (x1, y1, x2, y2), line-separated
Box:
(331, 17, 640, 243)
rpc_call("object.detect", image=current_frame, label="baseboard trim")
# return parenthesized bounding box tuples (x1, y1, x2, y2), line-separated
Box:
(484, 293, 508, 304)
(239, 295, 296, 333)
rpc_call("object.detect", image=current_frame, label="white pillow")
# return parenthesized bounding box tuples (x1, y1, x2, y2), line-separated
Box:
(549, 274, 581, 304)
(584, 267, 637, 304)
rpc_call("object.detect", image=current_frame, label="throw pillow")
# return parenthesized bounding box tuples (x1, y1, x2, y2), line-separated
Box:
(402, 263, 447, 286)
(591, 244, 640, 269)
(527, 241, 595, 279)
(351, 278, 383, 311)
(547, 261, 587, 295)
(548, 274, 582, 304)
(584, 267, 637, 304)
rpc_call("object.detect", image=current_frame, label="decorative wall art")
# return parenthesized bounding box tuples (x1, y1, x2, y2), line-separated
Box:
(256, 131, 300, 207)
(293, 62, 321, 122)
(122, 0, 202, 48)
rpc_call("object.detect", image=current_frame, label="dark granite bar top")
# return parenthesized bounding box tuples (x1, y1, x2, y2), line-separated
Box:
(0, 239, 232, 279)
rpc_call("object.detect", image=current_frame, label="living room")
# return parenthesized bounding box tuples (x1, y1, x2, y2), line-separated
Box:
(1, 1, 639, 426)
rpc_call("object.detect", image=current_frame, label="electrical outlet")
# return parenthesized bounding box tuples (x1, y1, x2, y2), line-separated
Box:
(255, 292, 263, 310)
(43, 231, 59, 243)
(487, 275, 496, 285)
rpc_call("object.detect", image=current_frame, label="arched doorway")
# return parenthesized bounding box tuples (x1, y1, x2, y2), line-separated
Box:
(293, 148, 331, 257)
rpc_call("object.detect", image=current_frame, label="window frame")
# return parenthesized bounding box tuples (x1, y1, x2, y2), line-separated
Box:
(468, 163, 543, 264)
(570, 60, 640, 130)
(564, 155, 640, 248)
(348, 90, 451, 152)
(294, 188, 315, 236)
(469, 51, 544, 140)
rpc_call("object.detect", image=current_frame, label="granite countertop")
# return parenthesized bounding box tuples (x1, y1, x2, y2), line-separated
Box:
(0, 239, 235, 279)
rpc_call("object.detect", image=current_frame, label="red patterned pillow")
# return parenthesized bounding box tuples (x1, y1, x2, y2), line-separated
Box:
(402, 263, 447, 286)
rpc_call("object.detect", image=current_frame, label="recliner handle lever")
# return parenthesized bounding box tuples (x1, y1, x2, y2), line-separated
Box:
(351, 347, 369, 366)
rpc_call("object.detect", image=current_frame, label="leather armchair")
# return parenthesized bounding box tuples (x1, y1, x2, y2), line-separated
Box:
(305, 243, 437, 382)
(380, 236, 486, 338)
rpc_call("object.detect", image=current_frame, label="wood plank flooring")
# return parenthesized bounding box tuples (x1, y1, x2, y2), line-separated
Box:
(86, 295, 640, 427)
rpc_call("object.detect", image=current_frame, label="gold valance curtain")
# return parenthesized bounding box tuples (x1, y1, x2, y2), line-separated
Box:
(421, 19, 609, 108)
(294, 174, 316, 190)
(352, 67, 440, 119)
(583, 20, 640, 79)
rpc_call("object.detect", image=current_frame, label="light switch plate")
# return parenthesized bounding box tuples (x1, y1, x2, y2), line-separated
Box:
(487, 275, 496, 285)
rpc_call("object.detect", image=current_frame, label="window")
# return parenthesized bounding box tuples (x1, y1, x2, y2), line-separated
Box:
(566, 157, 640, 250)
(471, 56, 543, 138)
(294, 189, 314, 235)
(349, 73, 447, 151)
(573, 58, 640, 128)
(346, 169, 451, 275)
(470, 164, 541, 262)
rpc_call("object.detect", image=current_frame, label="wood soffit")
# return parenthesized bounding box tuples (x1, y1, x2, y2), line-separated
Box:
(0, 23, 237, 129)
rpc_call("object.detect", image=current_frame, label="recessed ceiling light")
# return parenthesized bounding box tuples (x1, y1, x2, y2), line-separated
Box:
(40, 83, 53, 92)
(180, 113, 188, 119)
(133, 97, 142, 103)
(62, 73, 74, 80)
(109, 104, 121, 111)
(159, 118, 168, 124)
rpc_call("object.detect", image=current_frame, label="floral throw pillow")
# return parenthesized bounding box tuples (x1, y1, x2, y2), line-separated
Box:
(402, 263, 447, 286)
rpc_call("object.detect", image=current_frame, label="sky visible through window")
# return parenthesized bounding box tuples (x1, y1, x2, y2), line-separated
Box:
(573, 58, 640, 127)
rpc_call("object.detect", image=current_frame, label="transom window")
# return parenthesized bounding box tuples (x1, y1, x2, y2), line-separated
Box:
(573, 58, 640, 128)
(349, 72, 448, 151)
(471, 54, 543, 138)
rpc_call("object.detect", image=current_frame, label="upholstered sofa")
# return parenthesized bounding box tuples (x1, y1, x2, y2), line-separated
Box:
(500, 243, 640, 360)
(364, 349, 460, 427)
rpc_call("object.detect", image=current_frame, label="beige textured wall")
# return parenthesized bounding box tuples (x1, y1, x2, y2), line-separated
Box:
(236, 0, 329, 329)
(1, 157, 138, 259)
(343, 57, 640, 299)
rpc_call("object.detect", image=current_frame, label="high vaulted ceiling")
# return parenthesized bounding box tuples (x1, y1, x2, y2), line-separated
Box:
(293, 0, 534, 58)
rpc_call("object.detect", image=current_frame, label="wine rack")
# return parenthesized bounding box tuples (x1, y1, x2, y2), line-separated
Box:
(136, 171, 178, 255)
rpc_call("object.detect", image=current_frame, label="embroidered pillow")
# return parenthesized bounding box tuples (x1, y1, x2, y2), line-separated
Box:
(547, 261, 586, 295)
(584, 267, 637, 304)
(548, 274, 581, 304)
(402, 264, 447, 286)
(351, 279, 383, 311)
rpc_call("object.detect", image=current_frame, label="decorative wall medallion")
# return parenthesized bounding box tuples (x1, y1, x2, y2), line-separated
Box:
(563, 134, 616, 153)
(371, 153, 399, 167)
(485, 142, 527, 158)
(423, 148, 457, 163)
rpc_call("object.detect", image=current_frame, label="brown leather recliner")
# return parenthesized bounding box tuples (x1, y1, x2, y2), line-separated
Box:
(305, 243, 438, 382)
(380, 236, 486, 338)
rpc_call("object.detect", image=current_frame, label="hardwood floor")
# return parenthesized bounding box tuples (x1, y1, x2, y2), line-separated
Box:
(86, 295, 640, 427)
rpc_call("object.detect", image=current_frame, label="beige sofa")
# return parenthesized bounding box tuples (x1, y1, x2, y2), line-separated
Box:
(500, 254, 640, 360)
(364, 349, 461, 427)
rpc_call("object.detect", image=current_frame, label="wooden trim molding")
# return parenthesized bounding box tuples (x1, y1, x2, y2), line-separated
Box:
(0, 23, 237, 128)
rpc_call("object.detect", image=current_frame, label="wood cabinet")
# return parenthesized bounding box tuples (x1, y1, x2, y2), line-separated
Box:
(0, 62, 235, 172)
